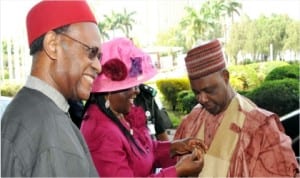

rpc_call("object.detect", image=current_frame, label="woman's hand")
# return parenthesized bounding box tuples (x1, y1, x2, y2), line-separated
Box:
(175, 148, 205, 177)
(170, 137, 207, 157)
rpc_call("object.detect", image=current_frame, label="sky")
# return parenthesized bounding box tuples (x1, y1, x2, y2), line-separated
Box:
(0, 0, 299, 46)
(241, 0, 300, 19)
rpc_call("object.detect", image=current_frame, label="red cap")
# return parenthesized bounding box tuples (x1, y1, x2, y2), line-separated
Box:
(26, 0, 97, 47)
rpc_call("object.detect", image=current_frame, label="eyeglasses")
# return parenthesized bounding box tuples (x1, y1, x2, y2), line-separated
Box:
(59, 33, 102, 61)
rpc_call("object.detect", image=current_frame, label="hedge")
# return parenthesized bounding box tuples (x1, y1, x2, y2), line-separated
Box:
(246, 78, 299, 116)
(156, 77, 190, 111)
(0, 80, 23, 96)
(264, 64, 299, 81)
(176, 90, 197, 114)
(228, 65, 261, 91)
(247, 61, 289, 81)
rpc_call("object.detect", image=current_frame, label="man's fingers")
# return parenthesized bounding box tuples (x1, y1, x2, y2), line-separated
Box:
(192, 147, 206, 161)
(188, 139, 208, 152)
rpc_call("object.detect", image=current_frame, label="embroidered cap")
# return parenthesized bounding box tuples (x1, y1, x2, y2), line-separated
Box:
(92, 38, 157, 93)
(26, 0, 97, 47)
(185, 39, 226, 79)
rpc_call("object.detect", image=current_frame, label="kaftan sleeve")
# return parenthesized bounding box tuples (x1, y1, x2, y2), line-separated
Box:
(250, 115, 299, 177)
(174, 106, 205, 140)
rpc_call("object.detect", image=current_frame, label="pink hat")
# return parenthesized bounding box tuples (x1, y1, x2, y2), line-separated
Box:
(26, 0, 96, 46)
(92, 38, 157, 93)
(185, 39, 226, 79)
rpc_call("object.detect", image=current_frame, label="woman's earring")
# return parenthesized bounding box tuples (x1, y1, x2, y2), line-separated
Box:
(105, 100, 110, 109)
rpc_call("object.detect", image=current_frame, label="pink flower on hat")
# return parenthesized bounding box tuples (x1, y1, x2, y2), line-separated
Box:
(102, 58, 127, 81)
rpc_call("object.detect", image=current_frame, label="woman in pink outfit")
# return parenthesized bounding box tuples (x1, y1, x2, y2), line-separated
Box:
(80, 38, 206, 177)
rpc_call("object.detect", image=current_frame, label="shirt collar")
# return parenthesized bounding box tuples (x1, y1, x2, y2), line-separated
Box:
(25, 76, 69, 112)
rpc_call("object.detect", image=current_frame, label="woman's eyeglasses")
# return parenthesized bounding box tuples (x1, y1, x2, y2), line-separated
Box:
(59, 33, 102, 61)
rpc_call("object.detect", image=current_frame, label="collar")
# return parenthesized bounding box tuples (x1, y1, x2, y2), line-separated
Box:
(25, 76, 69, 112)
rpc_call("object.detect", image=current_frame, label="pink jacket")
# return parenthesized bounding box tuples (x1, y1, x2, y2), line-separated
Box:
(81, 105, 177, 177)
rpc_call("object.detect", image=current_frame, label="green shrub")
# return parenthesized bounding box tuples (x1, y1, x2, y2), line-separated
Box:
(237, 90, 250, 96)
(287, 60, 300, 65)
(247, 61, 289, 81)
(264, 64, 299, 81)
(0, 80, 23, 96)
(177, 90, 197, 114)
(242, 58, 254, 65)
(4, 70, 9, 80)
(156, 77, 190, 111)
(228, 65, 261, 91)
(246, 79, 299, 116)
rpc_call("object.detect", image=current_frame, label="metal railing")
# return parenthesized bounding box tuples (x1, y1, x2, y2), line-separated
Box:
(280, 108, 300, 122)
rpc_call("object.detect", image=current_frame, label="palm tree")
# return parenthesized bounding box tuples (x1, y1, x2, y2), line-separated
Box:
(198, 0, 242, 41)
(223, 0, 242, 23)
(118, 9, 136, 38)
(221, 0, 242, 42)
(103, 11, 120, 38)
(97, 21, 109, 42)
(180, 6, 206, 49)
(180, 3, 219, 48)
(200, 0, 223, 39)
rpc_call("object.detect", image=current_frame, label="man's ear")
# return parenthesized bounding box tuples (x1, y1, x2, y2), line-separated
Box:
(43, 31, 58, 60)
(222, 69, 230, 83)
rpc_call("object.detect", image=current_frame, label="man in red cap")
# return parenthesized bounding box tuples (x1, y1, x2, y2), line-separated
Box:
(174, 39, 299, 177)
(1, 1, 101, 177)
